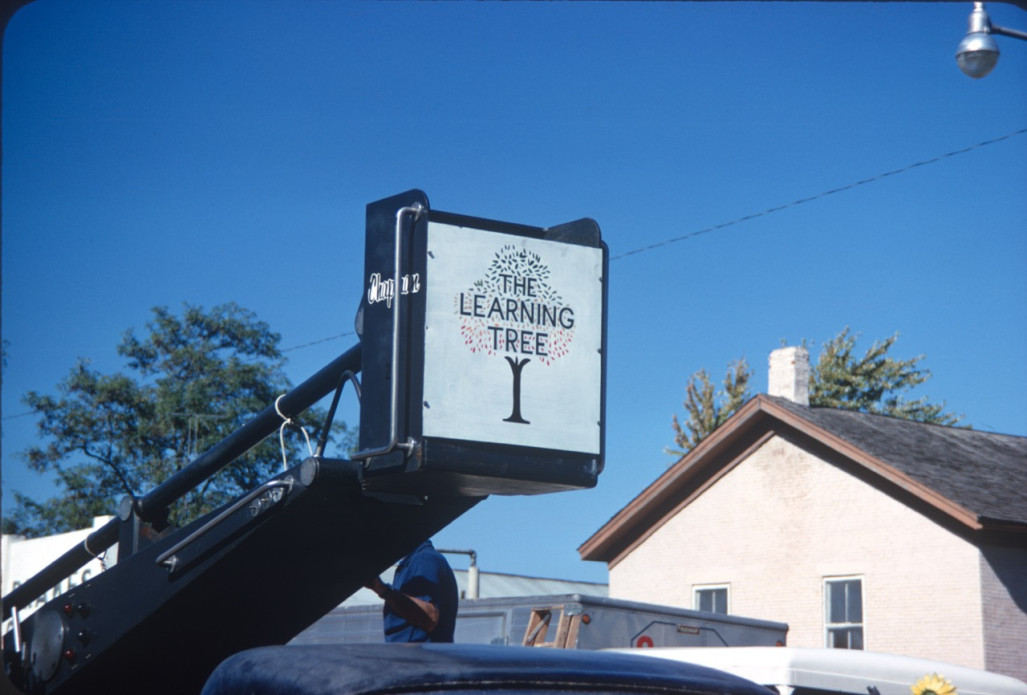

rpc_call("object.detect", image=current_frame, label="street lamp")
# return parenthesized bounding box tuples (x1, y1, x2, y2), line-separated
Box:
(956, 2, 1027, 78)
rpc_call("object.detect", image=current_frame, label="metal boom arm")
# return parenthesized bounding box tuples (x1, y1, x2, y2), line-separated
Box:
(2, 343, 361, 621)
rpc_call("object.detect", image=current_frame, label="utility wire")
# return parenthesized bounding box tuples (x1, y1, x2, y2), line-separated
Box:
(5, 129, 1022, 368)
(274, 127, 1025, 352)
(1, 411, 36, 421)
(281, 331, 355, 353)
(612, 127, 1027, 261)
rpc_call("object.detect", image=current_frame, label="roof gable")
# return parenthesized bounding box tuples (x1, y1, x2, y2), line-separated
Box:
(580, 395, 1027, 565)
(769, 397, 1027, 527)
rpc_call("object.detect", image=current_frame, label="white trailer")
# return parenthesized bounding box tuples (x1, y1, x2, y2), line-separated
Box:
(292, 593, 788, 649)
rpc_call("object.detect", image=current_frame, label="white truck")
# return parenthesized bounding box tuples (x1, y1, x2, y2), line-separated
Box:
(614, 646, 1027, 695)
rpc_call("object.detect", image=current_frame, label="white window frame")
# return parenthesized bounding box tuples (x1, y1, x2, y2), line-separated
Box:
(823, 576, 864, 650)
(693, 584, 730, 615)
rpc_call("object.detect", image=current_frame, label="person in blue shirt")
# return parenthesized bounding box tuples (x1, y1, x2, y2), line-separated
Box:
(366, 540, 458, 643)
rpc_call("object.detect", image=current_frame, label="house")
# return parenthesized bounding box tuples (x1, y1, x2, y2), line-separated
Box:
(579, 347, 1027, 681)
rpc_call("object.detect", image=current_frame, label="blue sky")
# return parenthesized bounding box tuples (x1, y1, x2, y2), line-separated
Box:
(2, 1, 1025, 584)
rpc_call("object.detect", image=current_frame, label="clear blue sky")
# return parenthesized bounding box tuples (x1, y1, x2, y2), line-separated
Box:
(3, 1, 1025, 584)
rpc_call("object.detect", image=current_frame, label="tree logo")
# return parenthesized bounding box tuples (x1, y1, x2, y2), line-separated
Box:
(455, 245, 575, 424)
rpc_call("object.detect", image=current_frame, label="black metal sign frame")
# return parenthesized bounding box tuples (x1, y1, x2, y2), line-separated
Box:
(357, 190, 608, 496)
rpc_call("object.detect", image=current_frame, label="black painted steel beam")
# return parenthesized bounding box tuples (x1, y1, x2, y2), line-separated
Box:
(1, 344, 361, 620)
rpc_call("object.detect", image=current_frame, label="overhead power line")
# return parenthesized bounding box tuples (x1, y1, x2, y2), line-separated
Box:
(11, 130, 1018, 418)
(612, 127, 1027, 261)
(275, 127, 1027, 353)
(282, 332, 355, 353)
(1, 410, 36, 422)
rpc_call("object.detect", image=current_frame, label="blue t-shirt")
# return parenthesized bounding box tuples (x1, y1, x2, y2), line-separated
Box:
(383, 541, 458, 643)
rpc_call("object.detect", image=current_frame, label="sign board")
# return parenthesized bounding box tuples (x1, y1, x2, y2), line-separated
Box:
(357, 190, 607, 496)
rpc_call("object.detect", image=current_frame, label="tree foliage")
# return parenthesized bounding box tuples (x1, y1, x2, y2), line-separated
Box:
(3, 303, 352, 537)
(668, 359, 752, 456)
(668, 328, 961, 457)
(807, 328, 959, 425)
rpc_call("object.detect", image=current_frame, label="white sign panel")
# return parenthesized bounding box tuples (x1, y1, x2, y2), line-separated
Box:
(422, 221, 603, 455)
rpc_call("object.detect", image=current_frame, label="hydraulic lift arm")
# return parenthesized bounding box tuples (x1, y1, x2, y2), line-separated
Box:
(2, 344, 482, 695)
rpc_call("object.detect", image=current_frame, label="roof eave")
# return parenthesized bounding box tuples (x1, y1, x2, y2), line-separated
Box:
(580, 395, 991, 566)
(579, 396, 773, 565)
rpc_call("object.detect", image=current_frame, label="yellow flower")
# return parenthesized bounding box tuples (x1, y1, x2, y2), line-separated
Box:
(911, 672, 958, 695)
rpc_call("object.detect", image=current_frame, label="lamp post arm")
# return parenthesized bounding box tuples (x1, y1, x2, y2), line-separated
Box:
(992, 23, 1027, 40)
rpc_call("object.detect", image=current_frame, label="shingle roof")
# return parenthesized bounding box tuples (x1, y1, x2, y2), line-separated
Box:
(580, 395, 1027, 564)
(768, 396, 1027, 527)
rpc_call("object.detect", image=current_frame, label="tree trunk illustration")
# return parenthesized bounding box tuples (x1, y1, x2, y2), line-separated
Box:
(503, 357, 531, 424)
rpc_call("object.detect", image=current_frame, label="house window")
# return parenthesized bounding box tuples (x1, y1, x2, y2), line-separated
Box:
(694, 585, 729, 614)
(824, 577, 864, 649)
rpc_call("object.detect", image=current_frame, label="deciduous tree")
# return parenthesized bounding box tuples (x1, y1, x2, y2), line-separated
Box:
(3, 303, 352, 537)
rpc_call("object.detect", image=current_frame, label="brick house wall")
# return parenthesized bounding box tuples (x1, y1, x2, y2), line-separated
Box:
(608, 434, 991, 671)
(980, 545, 1027, 681)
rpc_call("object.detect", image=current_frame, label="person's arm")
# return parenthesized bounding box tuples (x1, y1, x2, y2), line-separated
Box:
(367, 576, 440, 632)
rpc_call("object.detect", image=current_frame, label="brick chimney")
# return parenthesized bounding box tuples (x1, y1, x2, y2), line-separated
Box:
(768, 346, 810, 406)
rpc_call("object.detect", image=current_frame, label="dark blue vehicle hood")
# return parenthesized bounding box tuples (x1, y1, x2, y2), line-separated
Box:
(201, 643, 773, 695)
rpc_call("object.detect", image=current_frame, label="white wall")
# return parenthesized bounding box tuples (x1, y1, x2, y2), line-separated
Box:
(610, 435, 988, 670)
